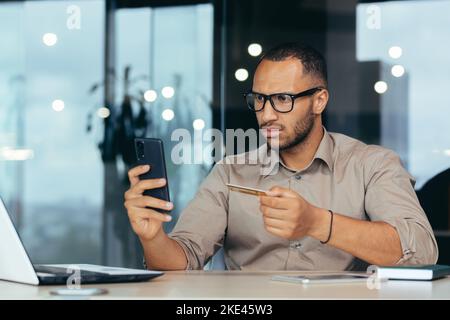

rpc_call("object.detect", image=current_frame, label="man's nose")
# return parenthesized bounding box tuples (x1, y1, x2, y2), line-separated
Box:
(260, 99, 278, 123)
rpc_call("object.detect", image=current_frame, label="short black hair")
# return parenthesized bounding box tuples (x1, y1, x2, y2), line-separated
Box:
(256, 42, 328, 87)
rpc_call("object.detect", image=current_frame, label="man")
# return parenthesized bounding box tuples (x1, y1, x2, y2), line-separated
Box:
(124, 42, 438, 271)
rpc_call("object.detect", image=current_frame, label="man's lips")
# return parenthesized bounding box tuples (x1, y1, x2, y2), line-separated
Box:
(261, 127, 282, 138)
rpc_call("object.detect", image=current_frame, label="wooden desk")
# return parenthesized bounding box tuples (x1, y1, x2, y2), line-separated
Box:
(1, 271, 450, 300)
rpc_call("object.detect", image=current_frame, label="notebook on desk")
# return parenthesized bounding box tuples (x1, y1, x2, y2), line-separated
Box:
(375, 264, 450, 281)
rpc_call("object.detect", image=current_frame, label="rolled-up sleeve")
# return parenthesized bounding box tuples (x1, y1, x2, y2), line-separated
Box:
(364, 149, 438, 265)
(168, 161, 229, 270)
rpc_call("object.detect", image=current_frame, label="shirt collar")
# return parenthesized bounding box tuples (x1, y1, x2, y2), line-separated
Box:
(259, 126, 334, 177)
(314, 126, 334, 171)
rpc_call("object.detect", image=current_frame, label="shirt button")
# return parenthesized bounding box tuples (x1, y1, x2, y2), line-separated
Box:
(290, 242, 302, 249)
(295, 174, 302, 180)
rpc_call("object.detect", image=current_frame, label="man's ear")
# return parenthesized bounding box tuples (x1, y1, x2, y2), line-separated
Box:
(313, 89, 329, 115)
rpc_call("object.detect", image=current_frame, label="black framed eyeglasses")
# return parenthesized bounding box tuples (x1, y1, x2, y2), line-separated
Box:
(243, 87, 324, 113)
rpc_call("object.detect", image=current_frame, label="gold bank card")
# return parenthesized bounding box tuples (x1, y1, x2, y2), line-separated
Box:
(226, 183, 268, 196)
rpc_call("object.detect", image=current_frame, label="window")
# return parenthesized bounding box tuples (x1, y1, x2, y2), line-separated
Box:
(0, 0, 104, 264)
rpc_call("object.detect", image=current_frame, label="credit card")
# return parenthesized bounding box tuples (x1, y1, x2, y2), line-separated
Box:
(226, 183, 268, 196)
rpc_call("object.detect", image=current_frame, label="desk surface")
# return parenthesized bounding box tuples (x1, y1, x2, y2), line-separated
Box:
(1, 271, 450, 300)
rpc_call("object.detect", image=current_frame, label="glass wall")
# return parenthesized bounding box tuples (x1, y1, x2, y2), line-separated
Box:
(115, 4, 213, 229)
(0, 0, 215, 268)
(356, 0, 450, 189)
(0, 0, 104, 264)
(103, 3, 214, 267)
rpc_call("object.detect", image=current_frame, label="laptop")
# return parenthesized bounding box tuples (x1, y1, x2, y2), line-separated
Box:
(0, 197, 164, 285)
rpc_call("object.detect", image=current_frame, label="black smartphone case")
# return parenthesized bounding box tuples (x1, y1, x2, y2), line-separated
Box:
(134, 138, 170, 206)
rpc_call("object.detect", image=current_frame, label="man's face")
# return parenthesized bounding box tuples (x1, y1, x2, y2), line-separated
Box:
(252, 58, 325, 151)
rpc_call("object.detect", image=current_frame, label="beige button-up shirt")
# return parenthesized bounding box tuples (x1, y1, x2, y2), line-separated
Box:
(169, 128, 438, 270)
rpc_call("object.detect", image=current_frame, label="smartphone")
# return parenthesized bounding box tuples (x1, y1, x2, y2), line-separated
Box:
(271, 273, 375, 285)
(50, 288, 108, 296)
(226, 183, 268, 196)
(134, 138, 170, 209)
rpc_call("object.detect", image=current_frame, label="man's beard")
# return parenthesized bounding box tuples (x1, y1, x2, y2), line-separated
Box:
(267, 104, 315, 152)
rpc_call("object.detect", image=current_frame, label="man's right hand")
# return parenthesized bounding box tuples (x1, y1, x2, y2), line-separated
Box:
(124, 165, 173, 242)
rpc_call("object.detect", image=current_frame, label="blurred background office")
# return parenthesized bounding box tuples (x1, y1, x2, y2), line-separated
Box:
(0, 0, 449, 268)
